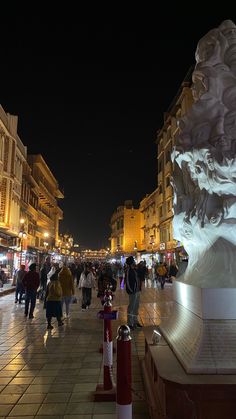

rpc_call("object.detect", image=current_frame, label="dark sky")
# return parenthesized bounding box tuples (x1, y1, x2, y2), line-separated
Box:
(1, 9, 236, 249)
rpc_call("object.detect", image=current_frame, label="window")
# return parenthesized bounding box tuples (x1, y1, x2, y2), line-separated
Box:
(159, 206, 163, 218)
(158, 161, 162, 173)
(159, 184, 162, 194)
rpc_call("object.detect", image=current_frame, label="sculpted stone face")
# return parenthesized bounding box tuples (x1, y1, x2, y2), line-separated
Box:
(173, 20, 236, 287)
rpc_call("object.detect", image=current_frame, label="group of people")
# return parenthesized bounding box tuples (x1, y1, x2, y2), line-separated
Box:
(13, 256, 178, 332)
(14, 262, 75, 329)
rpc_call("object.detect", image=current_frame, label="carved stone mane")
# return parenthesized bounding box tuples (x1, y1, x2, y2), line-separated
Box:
(173, 20, 236, 287)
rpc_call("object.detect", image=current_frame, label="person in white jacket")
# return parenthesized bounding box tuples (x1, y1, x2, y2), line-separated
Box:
(78, 264, 96, 311)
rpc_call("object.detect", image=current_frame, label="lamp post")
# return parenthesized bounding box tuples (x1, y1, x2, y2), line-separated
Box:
(19, 219, 27, 266)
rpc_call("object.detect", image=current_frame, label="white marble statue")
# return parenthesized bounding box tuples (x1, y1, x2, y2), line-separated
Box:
(173, 20, 236, 287)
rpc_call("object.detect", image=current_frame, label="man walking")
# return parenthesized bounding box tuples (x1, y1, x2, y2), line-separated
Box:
(15, 264, 26, 304)
(22, 263, 40, 319)
(125, 256, 142, 330)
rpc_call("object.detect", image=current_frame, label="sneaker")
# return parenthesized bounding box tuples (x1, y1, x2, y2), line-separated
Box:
(47, 324, 54, 330)
(29, 315, 34, 319)
(24, 313, 28, 317)
(15, 300, 18, 303)
(86, 306, 89, 310)
(81, 308, 86, 312)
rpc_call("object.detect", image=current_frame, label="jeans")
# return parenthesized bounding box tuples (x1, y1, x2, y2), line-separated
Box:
(15, 284, 24, 302)
(61, 296, 72, 315)
(127, 292, 140, 326)
(25, 290, 37, 317)
(82, 288, 92, 309)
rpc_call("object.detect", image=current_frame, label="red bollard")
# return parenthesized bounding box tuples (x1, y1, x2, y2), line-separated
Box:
(103, 294, 113, 390)
(116, 324, 132, 419)
(94, 290, 116, 401)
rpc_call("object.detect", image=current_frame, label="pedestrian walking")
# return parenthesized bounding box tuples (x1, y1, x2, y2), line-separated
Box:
(78, 264, 96, 311)
(58, 265, 75, 318)
(125, 256, 142, 330)
(22, 263, 40, 319)
(15, 264, 26, 304)
(45, 271, 64, 330)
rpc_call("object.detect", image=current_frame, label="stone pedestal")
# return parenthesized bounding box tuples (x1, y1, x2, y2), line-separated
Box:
(158, 280, 236, 374)
(141, 325, 236, 419)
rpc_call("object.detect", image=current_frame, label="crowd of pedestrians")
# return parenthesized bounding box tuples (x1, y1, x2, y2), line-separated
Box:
(12, 256, 178, 331)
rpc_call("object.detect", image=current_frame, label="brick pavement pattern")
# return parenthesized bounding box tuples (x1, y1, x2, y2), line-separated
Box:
(0, 280, 173, 418)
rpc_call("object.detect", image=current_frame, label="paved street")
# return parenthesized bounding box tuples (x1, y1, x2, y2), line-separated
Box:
(0, 280, 173, 418)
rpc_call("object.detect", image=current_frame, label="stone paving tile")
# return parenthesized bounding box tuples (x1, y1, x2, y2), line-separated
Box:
(18, 393, 46, 403)
(64, 416, 92, 419)
(0, 283, 173, 418)
(6, 417, 34, 419)
(44, 392, 71, 403)
(37, 402, 67, 415)
(0, 404, 14, 415)
(0, 394, 21, 404)
(8, 403, 40, 416)
(69, 392, 93, 402)
(65, 402, 94, 415)
(93, 401, 116, 414)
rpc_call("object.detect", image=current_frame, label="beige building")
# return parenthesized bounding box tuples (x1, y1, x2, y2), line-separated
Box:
(0, 105, 27, 276)
(27, 154, 64, 252)
(110, 200, 142, 256)
(156, 75, 193, 261)
(20, 154, 64, 265)
(139, 188, 159, 254)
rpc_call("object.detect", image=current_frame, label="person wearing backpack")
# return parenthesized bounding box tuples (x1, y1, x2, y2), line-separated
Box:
(45, 272, 64, 330)
(156, 262, 167, 289)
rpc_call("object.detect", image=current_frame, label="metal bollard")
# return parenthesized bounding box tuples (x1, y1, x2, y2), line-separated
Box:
(103, 291, 113, 390)
(116, 325, 132, 419)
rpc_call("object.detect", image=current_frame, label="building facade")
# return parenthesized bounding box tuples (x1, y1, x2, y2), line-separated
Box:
(110, 200, 142, 258)
(20, 154, 64, 267)
(139, 188, 159, 266)
(0, 106, 27, 277)
(156, 77, 193, 262)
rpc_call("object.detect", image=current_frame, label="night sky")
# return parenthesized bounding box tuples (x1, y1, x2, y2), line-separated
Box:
(1, 9, 236, 249)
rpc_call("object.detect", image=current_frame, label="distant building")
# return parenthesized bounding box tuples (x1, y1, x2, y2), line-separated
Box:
(110, 200, 142, 257)
(139, 188, 159, 266)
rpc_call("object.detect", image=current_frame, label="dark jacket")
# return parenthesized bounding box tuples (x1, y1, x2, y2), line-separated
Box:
(169, 264, 178, 277)
(125, 267, 139, 295)
(22, 271, 40, 291)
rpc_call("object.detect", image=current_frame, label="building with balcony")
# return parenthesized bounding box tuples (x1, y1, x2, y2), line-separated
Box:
(156, 72, 193, 262)
(20, 154, 64, 266)
(139, 188, 159, 266)
(0, 105, 27, 277)
(110, 200, 142, 257)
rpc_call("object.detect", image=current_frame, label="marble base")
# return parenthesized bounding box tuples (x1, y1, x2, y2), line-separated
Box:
(142, 325, 236, 419)
(158, 281, 236, 373)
